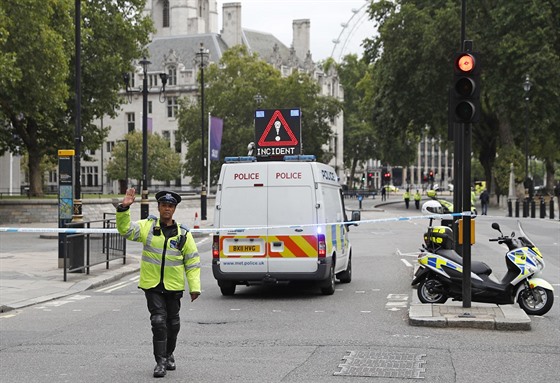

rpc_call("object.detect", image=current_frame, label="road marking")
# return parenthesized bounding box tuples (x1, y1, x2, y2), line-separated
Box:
(355, 290, 366, 294)
(0, 314, 17, 319)
(396, 248, 419, 257)
(360, 311, 372, 313)
(387, 294, 408, 300)
(96, 281, 129, 292)
(401, 258, 413, 267)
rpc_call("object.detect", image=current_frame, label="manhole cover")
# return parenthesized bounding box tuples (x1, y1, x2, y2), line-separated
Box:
(334, 350, 427, 379)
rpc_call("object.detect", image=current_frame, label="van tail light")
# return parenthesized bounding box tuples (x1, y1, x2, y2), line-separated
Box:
(318, 234, 326, 258)
(212, 235, 220, 258)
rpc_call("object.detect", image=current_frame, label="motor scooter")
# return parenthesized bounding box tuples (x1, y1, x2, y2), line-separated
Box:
(411, 221, 554, 316)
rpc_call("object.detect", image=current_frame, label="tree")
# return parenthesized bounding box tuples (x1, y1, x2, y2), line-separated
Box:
(336, 54, 377, 188)
(0, 0, 152, 196)
(105, 132, 181, 188)
(177, 46, 341, 187)
(361, 0, 560, 193)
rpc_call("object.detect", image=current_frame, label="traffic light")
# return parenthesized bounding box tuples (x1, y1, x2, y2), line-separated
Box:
(450, 51, 481, 123)
(429, 171, 434, 182)
(384, 172, 391, 181)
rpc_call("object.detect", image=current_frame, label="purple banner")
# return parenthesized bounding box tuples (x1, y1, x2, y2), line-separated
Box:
(210, 117, 223, 161)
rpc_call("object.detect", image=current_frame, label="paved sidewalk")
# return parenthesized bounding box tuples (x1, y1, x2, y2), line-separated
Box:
(0, 196, 214, 313)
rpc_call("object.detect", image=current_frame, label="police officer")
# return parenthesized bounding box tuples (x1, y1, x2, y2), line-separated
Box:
(414, 190, 421, 209)
(403, 188, 411, 209)
(116, 188, 201, 378)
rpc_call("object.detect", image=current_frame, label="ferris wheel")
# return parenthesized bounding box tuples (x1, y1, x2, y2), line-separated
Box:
(330, 1, 371, 61)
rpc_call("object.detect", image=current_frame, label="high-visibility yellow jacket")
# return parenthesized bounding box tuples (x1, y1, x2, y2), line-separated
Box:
(116, 209, 201, 293)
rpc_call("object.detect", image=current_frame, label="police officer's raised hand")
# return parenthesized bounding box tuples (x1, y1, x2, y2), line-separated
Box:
(122, 188, 136, 207)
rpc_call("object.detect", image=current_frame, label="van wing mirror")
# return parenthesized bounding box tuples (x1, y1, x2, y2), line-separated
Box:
(349, 210, 360, 226)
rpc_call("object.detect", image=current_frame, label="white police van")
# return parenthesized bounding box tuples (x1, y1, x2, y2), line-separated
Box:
(212, 155, 359, 295)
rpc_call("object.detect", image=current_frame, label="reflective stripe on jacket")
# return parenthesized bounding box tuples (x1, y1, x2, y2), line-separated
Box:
(116, 209, 201, 293)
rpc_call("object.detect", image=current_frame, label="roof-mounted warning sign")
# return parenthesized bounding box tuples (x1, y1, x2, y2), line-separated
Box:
(254, 108, 301, 158)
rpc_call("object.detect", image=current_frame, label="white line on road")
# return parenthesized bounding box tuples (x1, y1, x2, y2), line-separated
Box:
(401, 258, 413, 267)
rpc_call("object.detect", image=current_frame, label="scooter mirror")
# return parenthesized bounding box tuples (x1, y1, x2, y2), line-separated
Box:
(491, 222, 502, 235)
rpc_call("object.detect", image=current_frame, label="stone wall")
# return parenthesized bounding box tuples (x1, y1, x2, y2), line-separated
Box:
(0, 199, 119, 224)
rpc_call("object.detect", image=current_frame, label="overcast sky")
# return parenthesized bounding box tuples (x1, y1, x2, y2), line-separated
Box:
(216, 0, 376, 61)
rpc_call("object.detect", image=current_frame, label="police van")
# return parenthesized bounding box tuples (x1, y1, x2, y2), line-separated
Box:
(212, 155, 359, 295)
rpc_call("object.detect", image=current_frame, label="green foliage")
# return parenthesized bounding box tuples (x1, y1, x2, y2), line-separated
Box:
(0, 0, 152, 196)
(492, 146, 524, 196)
(358, 0, 560, 192)
(105, 132, 181, 185)
(177, 46, 341, 186)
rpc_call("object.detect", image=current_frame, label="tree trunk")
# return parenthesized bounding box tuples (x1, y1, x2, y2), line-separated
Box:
(28, 148, 43, 197)
(544, 158, 556, 192)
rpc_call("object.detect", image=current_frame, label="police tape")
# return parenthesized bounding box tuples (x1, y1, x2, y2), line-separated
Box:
(0, 213, 466, 234)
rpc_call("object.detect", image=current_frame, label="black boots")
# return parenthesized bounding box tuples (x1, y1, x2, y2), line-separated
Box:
(153, 341, 167, 378)
(166, 354, 176, 371)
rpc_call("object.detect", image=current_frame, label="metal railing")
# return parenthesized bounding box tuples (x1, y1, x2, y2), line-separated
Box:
(61, 213, 126, 281)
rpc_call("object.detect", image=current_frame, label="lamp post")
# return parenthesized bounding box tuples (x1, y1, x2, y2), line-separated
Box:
(194, 43, 209, 220)
(123, 58, 167, 218)
(117, 139, 129, 192)
(523, 74, 532, 184)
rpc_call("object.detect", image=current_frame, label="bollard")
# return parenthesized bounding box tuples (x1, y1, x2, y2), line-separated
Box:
(515, 199, 520, 217)
(523, 199, 529, 217)
(550, 199, 555, 220)
(507, 199, 513, 217)
(540, 198, 546, 218)
(530, 199, 536, 218)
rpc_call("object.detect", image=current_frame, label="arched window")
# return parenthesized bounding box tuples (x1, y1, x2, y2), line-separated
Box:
(163, 0, 170, 28)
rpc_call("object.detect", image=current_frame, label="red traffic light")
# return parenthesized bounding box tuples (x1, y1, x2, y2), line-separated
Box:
(456, 54, 475, 72)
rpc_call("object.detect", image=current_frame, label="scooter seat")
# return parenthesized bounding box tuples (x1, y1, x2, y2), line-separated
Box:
(437, 249, 493, 276)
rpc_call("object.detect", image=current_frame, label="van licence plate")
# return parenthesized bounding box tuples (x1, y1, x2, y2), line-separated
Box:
(229, 245, 261, 253)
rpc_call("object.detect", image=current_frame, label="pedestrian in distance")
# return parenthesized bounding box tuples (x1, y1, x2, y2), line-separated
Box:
(414, 190, 421, 209)
(116, 188, 201, 378)
(403, 188, 410, 209)
(480, 189, 490, 215)
(381, 186, 387, 201)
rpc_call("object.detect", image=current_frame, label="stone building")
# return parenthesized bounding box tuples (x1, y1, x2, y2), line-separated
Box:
(80, 0, 344, 194)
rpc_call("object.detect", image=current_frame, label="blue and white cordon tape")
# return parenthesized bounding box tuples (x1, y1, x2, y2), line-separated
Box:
(0, 212, 467, 234)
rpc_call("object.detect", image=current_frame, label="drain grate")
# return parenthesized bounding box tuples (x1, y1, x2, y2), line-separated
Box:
(334, 350, 427, 379)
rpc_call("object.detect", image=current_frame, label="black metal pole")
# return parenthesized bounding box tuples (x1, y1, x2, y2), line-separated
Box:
(125, 139, 129, 189)
(140, 58, 150, 219)
(73, 0, 82, 220)
(462, 123, 472, 308)
(199, 46, 207, 220)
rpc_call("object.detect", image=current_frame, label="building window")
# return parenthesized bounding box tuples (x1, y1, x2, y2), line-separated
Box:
(81, 166, 99, 187)
(163, 0, 170, 28)
(167, 66, 177, 86)
(148, 101, 153, 114)
(126, 112, 135, 132)
(148, 74, 158, 88)
(162, 130, 171, 146)
(174, 131, 181, 153)
(167, 97, 179, 118)
(106, 141, 114, 153)
(48, 170, 57, 183)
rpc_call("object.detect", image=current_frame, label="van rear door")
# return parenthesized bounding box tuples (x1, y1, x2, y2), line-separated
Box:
(266, 162, 318, 273)
(216, 163, 268, 274)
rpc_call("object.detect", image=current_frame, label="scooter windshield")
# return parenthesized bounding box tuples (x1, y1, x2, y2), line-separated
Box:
(517, 221, 536, 248)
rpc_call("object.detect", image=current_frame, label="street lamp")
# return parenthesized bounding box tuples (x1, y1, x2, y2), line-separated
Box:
(193, 43, 210, 220)
(117, 139, 129, 193)
(523, 74, 532, 185)
(123, 58, 167, 219)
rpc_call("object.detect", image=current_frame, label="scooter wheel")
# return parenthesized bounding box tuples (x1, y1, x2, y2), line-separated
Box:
(518, 286, 554, 316)
(417, 278, 448, 304)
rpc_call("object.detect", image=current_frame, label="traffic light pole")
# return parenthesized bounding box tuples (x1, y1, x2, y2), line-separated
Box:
(461, 123, 472, 309)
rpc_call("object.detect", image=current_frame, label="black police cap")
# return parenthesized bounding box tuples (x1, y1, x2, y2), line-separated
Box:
(155, 190, 181, 205)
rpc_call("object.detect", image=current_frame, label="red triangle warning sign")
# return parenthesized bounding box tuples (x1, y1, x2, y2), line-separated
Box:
(257, 110, 299, 147)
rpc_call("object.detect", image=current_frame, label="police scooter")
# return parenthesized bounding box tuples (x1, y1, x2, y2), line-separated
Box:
(412, 202, 554, 316)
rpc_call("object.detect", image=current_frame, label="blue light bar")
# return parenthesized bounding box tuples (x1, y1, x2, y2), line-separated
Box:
(283, 155, 316, 162)
(224, 156, 257, 163)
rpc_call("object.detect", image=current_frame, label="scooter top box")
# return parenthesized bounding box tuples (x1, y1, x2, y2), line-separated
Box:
(423, 226, 454, 250)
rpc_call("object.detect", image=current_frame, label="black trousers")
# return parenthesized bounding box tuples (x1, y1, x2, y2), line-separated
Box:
(145, 290, 183, 356)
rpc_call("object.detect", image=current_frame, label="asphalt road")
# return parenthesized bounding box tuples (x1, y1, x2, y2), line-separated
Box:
(1, 203, 559, 382)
